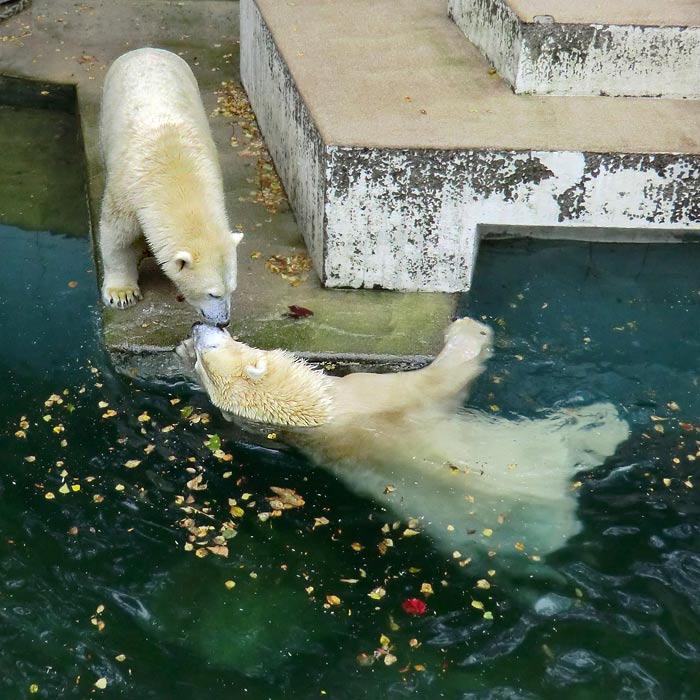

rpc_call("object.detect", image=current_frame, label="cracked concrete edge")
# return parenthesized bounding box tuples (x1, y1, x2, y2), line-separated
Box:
(449, 0, 700, 98)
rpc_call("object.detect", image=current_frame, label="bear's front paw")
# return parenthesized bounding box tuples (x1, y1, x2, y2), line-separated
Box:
(102, 283, 143, 309)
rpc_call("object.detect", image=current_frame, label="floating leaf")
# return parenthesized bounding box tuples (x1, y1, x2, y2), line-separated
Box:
(180, 405, 194, 419)
(420, 583, 434, 596)
(368, 587, 386, 600)
(137, 412, 150, 422)
(401, 598, 427, 615)
(326, 594, 341, 606)
(267, 486, 305, 509)
(186, 475, 207, 491)
(94, 678, 107, 689)
(204, 434, 222, 452)
(313, 516, 330, 529)
(124, 460, 141, 469)
(225, 580, 236, 589)
(476, 579, 491, 590)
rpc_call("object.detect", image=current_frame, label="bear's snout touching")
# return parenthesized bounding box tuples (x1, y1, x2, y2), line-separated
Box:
(191, 321, 229, 352)
(196, 293, 231, 327)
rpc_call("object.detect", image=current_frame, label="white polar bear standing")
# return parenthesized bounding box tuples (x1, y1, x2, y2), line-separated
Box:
(180, 319, 630, 564)
(99, 47, 243, 325)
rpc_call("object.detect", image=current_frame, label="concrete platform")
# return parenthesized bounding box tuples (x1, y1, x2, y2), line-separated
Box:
(242, 0, 700, 293)
(0, 0, 457, 376)
(449, 0, 700, 98)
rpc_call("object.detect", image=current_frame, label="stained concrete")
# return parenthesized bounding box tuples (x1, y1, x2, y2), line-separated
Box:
(241, 0, 700, 293)
(450, 0, 700, 98)
(0, 0, 457, 375)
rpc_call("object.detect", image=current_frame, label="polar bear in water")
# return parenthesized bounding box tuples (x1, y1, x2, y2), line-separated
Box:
(180, 318, 629, 563)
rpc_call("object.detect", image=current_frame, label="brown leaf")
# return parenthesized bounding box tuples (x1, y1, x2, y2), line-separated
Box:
(283, 305, 313, 320)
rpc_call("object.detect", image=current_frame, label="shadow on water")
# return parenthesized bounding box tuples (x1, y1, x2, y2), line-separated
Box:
(2, 101, 700, 699)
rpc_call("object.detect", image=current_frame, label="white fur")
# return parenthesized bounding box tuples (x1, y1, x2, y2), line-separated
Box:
(99, 47, 242, 324)
(186, 319, 630, 564)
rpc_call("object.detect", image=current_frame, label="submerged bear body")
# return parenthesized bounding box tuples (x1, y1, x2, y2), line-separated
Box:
(181, 319, 629, 562)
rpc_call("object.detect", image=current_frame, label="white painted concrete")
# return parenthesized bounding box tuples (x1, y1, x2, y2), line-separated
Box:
(323, 149, 699, 292)
(449, 0, 700, 98)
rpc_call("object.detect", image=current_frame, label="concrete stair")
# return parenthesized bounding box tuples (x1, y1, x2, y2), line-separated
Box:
(449, 0, 700, 98)
(242, 0, 700, 293)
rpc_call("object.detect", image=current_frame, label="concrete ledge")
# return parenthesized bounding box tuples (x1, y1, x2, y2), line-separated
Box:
(449, 0, 700, 98)
(241, 0, 700, 292)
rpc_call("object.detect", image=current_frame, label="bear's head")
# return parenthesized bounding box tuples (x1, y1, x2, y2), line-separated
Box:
(167, 230, 244, 327)
(186, 323, 334, 427)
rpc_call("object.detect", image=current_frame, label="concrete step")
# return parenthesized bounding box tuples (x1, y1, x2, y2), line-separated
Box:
(242, 0, 700, 293)
(449, 0, 700, 98)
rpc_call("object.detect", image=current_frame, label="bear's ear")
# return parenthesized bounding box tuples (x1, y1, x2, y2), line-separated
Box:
(231, 231, 244, 246)
(174, 250, 193, 272)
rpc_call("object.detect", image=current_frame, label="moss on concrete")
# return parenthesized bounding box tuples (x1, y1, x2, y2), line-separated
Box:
(0, 105, 88, 236)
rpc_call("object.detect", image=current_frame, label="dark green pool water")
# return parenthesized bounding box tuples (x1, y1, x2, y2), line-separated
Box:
(2, 104, 700, 699)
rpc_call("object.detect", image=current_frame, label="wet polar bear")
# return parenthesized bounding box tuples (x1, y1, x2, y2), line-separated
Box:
(99, 48, 243, 325)
(181, 318, 629, 563)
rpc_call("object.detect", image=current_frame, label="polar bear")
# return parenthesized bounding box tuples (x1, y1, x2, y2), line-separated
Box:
(98, 48, 243, 325)
(180, 319, 629, 562)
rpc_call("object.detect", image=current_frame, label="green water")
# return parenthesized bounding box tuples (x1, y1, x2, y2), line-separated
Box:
(3, 104, 700, 699)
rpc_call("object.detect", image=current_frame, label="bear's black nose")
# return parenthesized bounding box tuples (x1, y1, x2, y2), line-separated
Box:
(216, 320, 230, 329)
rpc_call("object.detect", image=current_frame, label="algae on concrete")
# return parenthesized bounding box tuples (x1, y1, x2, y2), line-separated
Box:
(0, 105, 88, 237)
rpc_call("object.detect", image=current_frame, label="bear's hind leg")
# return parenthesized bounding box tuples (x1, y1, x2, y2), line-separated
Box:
(99, 188, 144, 309)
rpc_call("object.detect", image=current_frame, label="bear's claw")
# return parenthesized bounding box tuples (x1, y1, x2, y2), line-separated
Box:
(102, 285, 143, 309)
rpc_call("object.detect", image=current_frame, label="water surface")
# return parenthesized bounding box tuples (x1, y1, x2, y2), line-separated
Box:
(2, 105, 700, 699)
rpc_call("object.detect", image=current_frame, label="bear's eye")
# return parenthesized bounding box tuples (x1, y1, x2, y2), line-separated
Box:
(209, 293, 222, 300)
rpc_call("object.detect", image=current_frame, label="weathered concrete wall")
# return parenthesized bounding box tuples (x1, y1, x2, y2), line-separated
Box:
(324, 149, 700, 291)
(240, 0, 327, 277)
(447, 0, 522, 88)
(242, 0, 700, 293)
(519, 23, 700, 98)
(450, 0, 700, 98)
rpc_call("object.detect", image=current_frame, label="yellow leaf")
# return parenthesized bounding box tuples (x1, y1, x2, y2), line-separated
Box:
(124, 460, 141, 469)
(420, 583, 434, 596)
(95, 677, 107, 689)
(379, 634, 391, 649)
(476, 579, 491, 589)
(58, 484, 70, 495)
(483, 528, 493, 537)
(115, 654, 126, 662)
(471, 600, 484, 610)
(368, 587, 386, 600)
(326, 595, 341, 606)
(225, 580, 236, 589)
(137, 412, 150, 422)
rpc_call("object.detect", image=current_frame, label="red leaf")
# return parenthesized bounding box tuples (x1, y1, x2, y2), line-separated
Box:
(284, 305, 314, 319)
(401, 598, 427, 615)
